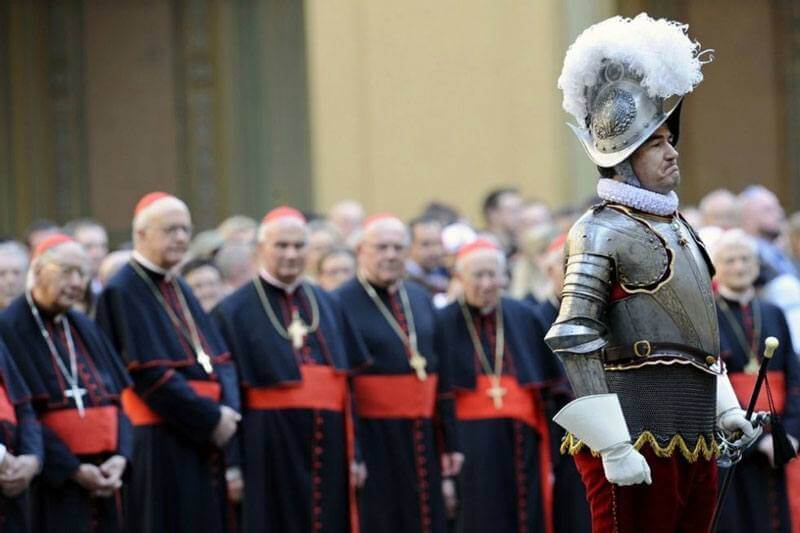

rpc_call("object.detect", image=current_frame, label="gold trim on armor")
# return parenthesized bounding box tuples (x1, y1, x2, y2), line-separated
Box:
(560, 431, 719, 463)
(604, 204, 676, 295)
(603, 357, 721, 376)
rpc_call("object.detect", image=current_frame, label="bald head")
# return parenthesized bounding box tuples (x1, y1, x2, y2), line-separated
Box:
(698, 189, 739, 230)
(739, 186, 785, 241)
(357, 217, 409, 287)
(216, 241, 256, 291)
(258, 216, 309, 285)
(330, 200, 365, 240)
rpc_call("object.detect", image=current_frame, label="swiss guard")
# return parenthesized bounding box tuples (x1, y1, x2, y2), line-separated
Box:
(546, 14, 761, 532)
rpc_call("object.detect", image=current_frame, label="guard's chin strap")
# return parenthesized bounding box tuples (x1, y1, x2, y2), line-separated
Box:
(614, 159, 640, 188)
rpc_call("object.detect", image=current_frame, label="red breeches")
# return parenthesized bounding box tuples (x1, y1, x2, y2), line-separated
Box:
(573, 446, 717, 533)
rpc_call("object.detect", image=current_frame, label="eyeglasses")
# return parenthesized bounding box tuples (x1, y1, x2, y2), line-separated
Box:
(44, 263, 90, 281)
(160, 224, 193, 237)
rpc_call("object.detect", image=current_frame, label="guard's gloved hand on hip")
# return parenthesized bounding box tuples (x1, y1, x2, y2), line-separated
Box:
(600, 441, 652, 485)
(554, 393, 653, 486)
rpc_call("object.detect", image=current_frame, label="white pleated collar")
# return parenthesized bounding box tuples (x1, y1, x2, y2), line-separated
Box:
(597, 178, 679, 216)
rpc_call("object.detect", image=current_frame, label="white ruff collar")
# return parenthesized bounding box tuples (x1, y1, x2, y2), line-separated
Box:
(596, 178, 679, 216)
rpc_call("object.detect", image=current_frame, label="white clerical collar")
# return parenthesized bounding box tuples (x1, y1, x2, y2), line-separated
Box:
(132, 250, 170, 276)
(717, 285, 756, 306)
(596, 178, 679, 216)
(259, 269, 303, 294)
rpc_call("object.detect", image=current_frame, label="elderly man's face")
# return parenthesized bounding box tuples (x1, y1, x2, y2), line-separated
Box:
(33, 243, 90, 312)
(630, 124, 680, 195)
(749, 194, 785, 240)
(74, 225, 109, 278)
(0, 250, 28, 308)
(259, 220, 308, 284)
(458, 251, 504, 310)
(358, 223, 409, 287)
(318, 252, 356, 292)
(185, 265, 225, 312)
(714, 243, 759, 293)
(137, 207, 192, 269)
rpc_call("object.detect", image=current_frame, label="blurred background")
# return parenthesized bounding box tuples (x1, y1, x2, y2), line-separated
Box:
(1, 0, 798, 242)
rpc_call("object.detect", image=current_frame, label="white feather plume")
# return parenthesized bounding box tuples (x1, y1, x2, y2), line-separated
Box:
(558, 13, 707, 125)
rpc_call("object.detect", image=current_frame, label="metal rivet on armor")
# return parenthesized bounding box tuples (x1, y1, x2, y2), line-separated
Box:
(705, 356, 716, 365)
(610, 145, 616, 150)
(623, 140, 628, 145)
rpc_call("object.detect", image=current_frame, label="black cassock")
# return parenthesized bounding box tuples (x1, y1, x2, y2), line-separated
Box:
(334, 278, 458, 533)
(438, 297, 552, 533)
(95, 261, 240, 533)
(212, 277, 370, 533)
(0, 337, 43, 532)
(715, 296, 800, 533)
(0, 298, 131, 533)
(531, 298, 591, 533)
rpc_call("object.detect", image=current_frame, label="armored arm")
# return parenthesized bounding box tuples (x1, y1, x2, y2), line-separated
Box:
(544, 222, 650, 485)
(545, 251, 612, 397)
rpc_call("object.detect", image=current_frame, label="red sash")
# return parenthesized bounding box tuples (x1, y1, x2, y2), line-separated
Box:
(455, 376, 554, 533)
(729, 371, 785, 413)
(245, 365, 359, 533)
(0, 386, 17, 425)
(121, 380, 221, 426)
(245, 366, 347, 412)
(352, 374, 438, 419)
(41, 406, 119, 455)
(455, 375, 540, 427)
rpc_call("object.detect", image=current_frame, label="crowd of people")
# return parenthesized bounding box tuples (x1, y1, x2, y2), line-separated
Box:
(0, 183, 795, 533)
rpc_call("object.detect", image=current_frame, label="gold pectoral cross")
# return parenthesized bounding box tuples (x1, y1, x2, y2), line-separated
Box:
(486, 377, 507, 409)
(287, 311, 309, 350)
(197, 349, 214, 374)
(409, 352, 428, 381)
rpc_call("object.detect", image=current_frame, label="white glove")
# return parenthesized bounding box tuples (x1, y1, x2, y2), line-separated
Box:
(600, 442, 652, 486)
(718, 408, 762, 448)
(554, 394, 652, 486)
(716, 372, 763, 449)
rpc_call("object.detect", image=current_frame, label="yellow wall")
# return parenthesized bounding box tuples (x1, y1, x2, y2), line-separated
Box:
(305, 0, 614, 224)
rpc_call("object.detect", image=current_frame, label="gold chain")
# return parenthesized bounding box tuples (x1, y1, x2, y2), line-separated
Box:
(253, 277, 320, 341)
(130, 260, 213, 373)
(357, 274, 419, 353)
(717, 295, 761, 374)
(458, 298, 505, 379)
